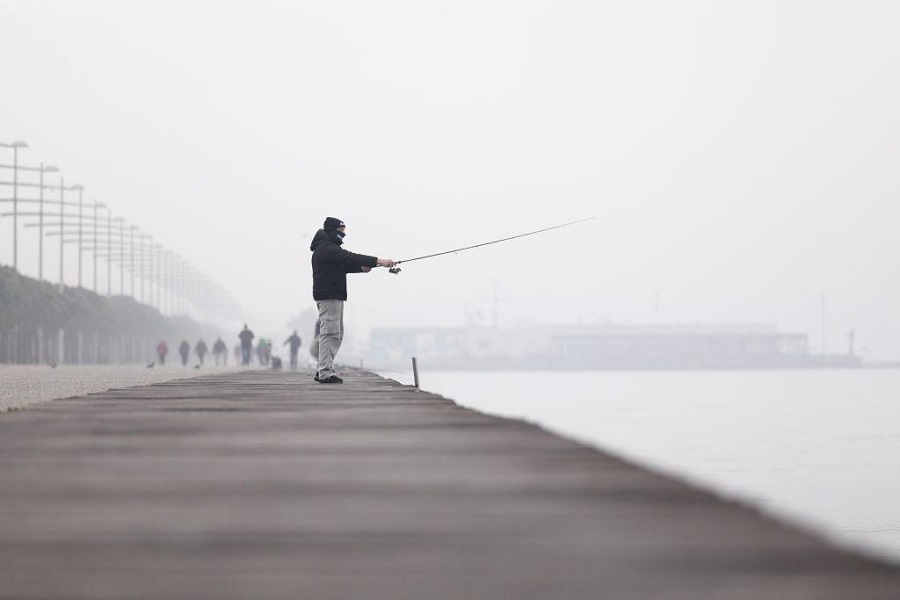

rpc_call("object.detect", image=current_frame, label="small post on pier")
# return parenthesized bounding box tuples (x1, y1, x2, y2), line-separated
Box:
(411, 356, 420, 389)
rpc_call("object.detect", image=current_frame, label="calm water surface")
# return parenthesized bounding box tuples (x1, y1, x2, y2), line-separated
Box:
(383, 368, 900, 564)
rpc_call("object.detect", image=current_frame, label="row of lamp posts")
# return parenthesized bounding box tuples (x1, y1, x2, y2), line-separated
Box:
(0, 140, 241, 321)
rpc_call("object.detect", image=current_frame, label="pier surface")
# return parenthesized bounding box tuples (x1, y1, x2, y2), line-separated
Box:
(1, 369, 898, 599)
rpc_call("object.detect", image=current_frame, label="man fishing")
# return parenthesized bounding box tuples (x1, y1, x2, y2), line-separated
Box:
(310, 217, 395, 384)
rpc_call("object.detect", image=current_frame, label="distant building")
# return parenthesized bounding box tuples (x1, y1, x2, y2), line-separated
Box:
(366, 323, 859, 370)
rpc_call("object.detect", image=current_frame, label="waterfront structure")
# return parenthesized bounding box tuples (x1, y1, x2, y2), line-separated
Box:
(367, 323, 859, 370)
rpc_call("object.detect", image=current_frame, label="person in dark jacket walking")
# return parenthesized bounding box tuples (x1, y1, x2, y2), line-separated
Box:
(284, 330, 302, 370)
(195, 339, 208, 366)
(156, 340, 168, 366)
(310, 217, 394, 383)
(238, 324, 254, 366)
(178, 340, 190, 366)
(212, 337, 227, 366)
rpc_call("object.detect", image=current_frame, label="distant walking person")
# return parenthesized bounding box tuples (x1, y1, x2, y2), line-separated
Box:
(195, 339, 208, 366)
(310, 217, 395, 383)
(178, 340, 190, 366)
(156, 340, 168, 366)
(212, 337, 227, 366)
(238, 324, 255, 366)
(284, 330, 302, 370)
(256, 338, 271, 367)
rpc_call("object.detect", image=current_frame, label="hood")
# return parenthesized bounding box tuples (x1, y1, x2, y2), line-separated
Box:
(310, 228, 342, 251)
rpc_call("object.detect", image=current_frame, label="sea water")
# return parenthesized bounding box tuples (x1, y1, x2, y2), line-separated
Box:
(381, 368, 900, 564)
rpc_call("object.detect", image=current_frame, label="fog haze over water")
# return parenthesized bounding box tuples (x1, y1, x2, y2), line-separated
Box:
(2, 1, 899, 357)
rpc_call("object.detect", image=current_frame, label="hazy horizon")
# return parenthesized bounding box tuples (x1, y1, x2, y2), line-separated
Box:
(2, 1, 898, 358)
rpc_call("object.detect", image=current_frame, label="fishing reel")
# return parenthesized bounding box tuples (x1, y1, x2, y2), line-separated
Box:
(389, 266, 402, 274)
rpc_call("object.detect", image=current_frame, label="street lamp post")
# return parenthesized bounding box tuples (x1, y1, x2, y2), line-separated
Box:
(106, 207, 113, 295)
(152, 243, 163, 310)
(38, 164, 60, 280)
(58, 177, 65, 289)
(129, 225, 137, 298)
(162, 250, 172, 315)
(138, 232, 152, 304)
(54, 179, 81, 290)
(0, 141, 29, 270)
(92, 202, 106, 293)
(117, 217, 125, 295)
(72, 185, 85, 288)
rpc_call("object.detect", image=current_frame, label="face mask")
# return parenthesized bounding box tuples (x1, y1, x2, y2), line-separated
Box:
(335, 231, 346, 240)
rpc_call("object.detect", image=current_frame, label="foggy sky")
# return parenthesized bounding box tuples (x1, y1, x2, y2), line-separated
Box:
(1, 0, 899, 358)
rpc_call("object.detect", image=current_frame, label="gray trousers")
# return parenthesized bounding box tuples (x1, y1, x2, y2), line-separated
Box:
(316, 299, 344, 377)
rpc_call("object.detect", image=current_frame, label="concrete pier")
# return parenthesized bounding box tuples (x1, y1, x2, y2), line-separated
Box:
(1, 369, 898, 599)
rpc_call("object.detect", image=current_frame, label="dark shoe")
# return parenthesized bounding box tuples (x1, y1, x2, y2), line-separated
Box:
(318, 375, 343, 384)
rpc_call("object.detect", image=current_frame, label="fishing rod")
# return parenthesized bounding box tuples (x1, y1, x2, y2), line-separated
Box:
(387, 217, 595, 274)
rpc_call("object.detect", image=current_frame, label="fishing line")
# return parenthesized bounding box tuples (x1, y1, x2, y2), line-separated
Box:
(387, 217, 595, 274)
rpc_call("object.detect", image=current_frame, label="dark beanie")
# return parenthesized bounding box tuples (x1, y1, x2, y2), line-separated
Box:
(323, 217, 346, 232)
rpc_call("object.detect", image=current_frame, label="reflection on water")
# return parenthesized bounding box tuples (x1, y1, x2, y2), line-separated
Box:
(394, 368, 900, 564)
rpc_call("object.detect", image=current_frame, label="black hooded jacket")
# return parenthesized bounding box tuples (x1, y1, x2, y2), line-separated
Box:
(310, 229, 378, 301)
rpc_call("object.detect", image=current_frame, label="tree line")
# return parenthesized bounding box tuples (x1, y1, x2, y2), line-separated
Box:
(0, 265, 220, 364)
